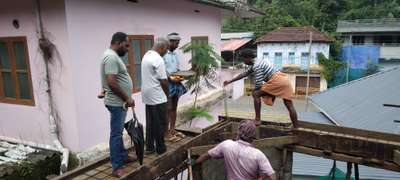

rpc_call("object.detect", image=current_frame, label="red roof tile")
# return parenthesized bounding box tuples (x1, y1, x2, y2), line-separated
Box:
(255, 27, 332, 44)
(221, 39, 252, 51)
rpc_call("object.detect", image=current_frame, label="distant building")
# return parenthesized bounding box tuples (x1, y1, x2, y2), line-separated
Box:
(256, 27, 332, 95)
(337, 18, 400, 70)
(221, 32, 255, 66)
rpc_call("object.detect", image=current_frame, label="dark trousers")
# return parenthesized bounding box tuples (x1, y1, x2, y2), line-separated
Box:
(145, 103, 167, 154)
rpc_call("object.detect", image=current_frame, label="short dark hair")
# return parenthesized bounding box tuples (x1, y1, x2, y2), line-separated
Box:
(111, 32, 128, 45)
(239, 49, 256, 59)
(168, 32, 179, 36)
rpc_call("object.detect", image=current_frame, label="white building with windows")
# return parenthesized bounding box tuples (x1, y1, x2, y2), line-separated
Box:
(255, 27, 332, 95)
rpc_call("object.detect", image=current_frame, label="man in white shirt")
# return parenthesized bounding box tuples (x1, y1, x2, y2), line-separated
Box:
(141, 38, 170, 155)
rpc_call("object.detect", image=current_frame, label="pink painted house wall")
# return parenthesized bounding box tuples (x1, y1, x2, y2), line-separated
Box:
(0, 0, 80, 151)
(0, 0, 222, 152)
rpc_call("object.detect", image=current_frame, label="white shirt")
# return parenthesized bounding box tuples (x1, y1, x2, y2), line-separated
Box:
(141, 50, 168, 105)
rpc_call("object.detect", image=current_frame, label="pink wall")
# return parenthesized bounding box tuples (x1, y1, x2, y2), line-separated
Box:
(64, 0, 222, 151)
(0, 0, 80, 151)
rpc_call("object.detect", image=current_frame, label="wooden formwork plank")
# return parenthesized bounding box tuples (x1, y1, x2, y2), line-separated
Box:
(289, 145, 400, 172)
(394, 150, 400, 166)
(121, 121, 231, 180)
(54, 156, 110, 180)
(298, 121, 400, 143)
(219, 116, 292, 127)
(296, 129, 400, 162)
(190, 136, 299, 156)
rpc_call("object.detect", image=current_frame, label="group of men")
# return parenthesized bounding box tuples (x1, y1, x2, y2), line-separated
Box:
(100, 32, 298, 178)
(100, 32, 188, 177)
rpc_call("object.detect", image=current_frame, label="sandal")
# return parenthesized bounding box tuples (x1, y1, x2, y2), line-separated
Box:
(165, 135, 180, 142)
(173, 136, 182, 142)
(175, 132, 186, 139)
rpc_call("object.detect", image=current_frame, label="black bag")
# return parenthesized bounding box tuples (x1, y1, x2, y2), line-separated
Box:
(124, 108, 144, 165)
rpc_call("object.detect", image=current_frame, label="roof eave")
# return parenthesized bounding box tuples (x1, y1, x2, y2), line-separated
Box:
(189, 0, 264, 18)
(255, 40, 333, 44)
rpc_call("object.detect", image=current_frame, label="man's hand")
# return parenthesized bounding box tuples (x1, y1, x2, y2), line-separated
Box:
(185, 158, 196, 166)
(223, 80, 230, 86)
(126, 98, 135, 108)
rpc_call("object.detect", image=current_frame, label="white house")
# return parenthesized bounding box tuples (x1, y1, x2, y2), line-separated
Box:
(255, 27, 332, 95)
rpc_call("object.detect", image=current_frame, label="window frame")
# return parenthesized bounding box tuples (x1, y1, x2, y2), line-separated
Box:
(0, 36, 35, 106)
(274, 52, 283, 69)
(288, 52, 295, 64)
(191, 36, 209, 58)
(191, 36, 209, 45)
(126, 35, 154, 93)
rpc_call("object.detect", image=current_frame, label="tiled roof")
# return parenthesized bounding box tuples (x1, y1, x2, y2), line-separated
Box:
(256, 27, 332, 43)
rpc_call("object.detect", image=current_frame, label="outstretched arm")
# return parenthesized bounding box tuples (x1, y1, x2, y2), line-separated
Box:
(195, 153, 211, 164)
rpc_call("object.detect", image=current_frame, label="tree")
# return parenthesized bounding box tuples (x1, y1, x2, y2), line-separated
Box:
(180, 43, 222, 126)
(317, 53, 345, 85)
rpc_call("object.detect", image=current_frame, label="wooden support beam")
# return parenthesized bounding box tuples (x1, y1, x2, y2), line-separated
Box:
(394, 150, 400, 166)
(219, 116, 292, 127)
(298, 121, 400, 143)
(346, 162, 352, 180)
(121, 121, 231, 180)
(354, 164, 359, 180)
(289, 145, 400, 172)
(190, 136, 299, 156)
(295, 128, 400, 162)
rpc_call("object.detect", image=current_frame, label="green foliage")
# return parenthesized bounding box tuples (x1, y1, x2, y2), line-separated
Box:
(365, 61, 380, 76)
(68, 153, 80, 171)
(180, 43, 222, 106)
(180, 43, 221, 124)
(182, 107, 213, 123)
(317, 53, 345, 82)
(224, 0, 400, 36)
(1, 151, 61, 180)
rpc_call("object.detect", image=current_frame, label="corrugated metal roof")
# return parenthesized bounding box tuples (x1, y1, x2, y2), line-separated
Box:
(309, 66, 400, 134)
(221, 32, 254, 40)
(298, 112, 333, 125)
(293, 153, 400, 180)
(221, 39, 252, 51)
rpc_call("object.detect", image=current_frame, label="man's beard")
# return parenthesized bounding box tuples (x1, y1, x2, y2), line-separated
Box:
(117, 49, 127, 57)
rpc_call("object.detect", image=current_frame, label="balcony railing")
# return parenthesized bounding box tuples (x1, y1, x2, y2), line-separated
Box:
(338, 18, 400, 28)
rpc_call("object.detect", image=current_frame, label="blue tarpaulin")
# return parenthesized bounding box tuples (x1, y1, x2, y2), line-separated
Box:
(341, 45, 380, 69)
(331, 45, 380, 87)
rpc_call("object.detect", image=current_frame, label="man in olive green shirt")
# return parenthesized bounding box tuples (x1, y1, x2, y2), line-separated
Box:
(100, 32, 134, 177)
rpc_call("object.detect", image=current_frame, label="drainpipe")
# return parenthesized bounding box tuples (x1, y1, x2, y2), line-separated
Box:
(32, 0, 69, 174)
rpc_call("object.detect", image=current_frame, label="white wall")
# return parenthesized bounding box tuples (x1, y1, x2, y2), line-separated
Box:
(257, 42, 330, 66)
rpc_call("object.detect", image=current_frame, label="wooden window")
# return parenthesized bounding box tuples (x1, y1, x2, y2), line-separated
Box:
(0, 37, 34, 106)
(262, 52, 269, 61)
(191, 36, 209, 57)
(300, 52, 310, 70)
(274, 52, 283, 69)
(191, 36, 208, 45)
(121, 35, 153, 93)
(288, 52, 295, 64)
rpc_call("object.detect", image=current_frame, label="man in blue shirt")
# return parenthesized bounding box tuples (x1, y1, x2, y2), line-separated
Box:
(164, 33, 187, 141)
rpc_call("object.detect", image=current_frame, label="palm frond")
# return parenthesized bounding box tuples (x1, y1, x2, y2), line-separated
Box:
(182, 107, 213, 123)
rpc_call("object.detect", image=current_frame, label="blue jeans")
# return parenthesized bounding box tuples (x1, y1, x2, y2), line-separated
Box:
(106, 105, 128, 170)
